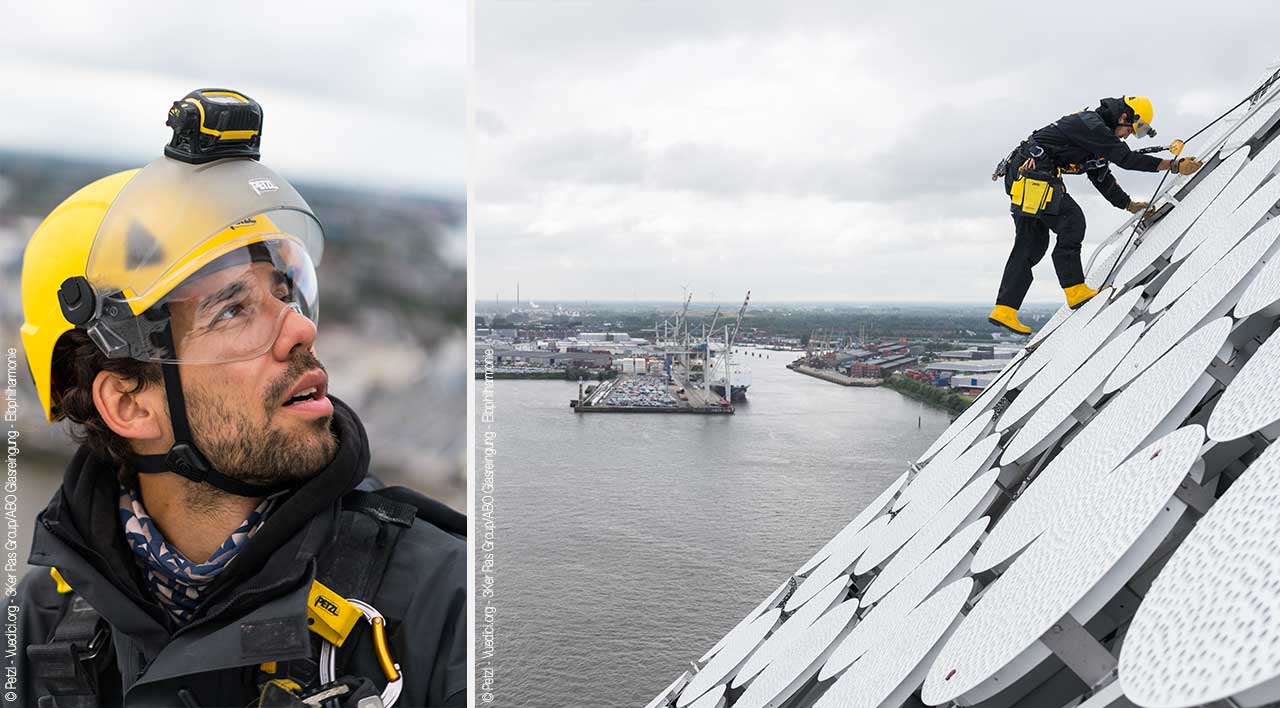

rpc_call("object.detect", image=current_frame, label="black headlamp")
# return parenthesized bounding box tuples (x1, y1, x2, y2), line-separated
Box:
(164, 88, 263, 164)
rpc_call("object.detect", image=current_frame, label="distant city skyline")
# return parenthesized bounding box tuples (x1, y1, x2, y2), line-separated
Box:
(475, 0, 1280, 302)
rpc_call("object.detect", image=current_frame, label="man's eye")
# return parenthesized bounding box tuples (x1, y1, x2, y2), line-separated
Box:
(214, 302, 246, 323)
(274, 273, 296, 301)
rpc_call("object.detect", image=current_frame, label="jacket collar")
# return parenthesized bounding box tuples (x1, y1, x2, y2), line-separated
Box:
(29, 395, 370, 652)
(1096, 97, 1127, 130)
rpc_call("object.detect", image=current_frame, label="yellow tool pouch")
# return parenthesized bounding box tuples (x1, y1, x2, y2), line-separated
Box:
(1010, 168, 1061, 216)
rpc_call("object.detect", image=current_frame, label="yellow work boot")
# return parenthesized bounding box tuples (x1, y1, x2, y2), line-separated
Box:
(1063, 283, 1100, 310)
(988, 305, 1032, 335)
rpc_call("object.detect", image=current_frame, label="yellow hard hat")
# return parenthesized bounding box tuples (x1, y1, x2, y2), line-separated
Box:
(19, 157, 325, 422)
(1124, 96, 1156, 137)
(20, 170, 138, 422)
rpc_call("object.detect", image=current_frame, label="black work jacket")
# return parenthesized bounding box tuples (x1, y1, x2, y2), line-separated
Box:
(8, 397, 466, 707)
(1023, 106, 1164, 209)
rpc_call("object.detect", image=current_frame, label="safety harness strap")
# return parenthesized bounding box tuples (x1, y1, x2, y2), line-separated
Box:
(262, 491, 416, 689)
(319, 492, 415, 603)
(27, 596, 112, 708)
(371, 486, 465, 538)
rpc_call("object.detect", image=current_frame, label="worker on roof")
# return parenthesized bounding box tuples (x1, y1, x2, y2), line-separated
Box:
(989, 96, 1204, 335)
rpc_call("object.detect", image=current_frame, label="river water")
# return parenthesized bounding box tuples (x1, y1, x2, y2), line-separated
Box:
(476, 347, 956, 707)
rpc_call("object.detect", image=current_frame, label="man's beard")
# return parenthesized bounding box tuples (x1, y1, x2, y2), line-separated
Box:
(184, 350, 339, 492)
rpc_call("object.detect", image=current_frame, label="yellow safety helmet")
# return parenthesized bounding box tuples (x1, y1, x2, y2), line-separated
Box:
(21, 88, 330, 499)
(20, 170, 138, 422)
(19, 156, 325, 423)
(1124, 96, 1156, 137)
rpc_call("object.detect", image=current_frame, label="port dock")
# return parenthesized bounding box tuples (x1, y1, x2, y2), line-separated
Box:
(571, 374, 734, 413)
(787, 363, 882, 387)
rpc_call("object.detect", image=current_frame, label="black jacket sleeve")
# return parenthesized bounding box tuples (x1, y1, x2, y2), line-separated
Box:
(1088, 166, 1133, 209)
(1064, 112, 1164, 172)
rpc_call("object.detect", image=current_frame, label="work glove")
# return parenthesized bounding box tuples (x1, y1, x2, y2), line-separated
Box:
(1126, 200, 1149, 214)
(1172, 157, 1204, 176)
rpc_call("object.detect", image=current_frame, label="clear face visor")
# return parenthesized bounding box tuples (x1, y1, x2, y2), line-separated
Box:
(77, 155, 324, 364)
(86, 236, 319, 364)
(1133, 119, 1153, 138)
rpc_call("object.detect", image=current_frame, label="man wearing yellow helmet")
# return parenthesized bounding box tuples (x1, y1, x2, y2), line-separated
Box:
(989, 96, 1205, 335)
(10, 90, 465, 707)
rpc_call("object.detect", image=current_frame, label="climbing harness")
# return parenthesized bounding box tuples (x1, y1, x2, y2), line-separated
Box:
(1006, 144, 1065, 217)
(28, 487, 464, 708)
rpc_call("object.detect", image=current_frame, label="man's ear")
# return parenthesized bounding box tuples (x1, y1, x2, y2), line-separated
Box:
(92, 370, 167, 444)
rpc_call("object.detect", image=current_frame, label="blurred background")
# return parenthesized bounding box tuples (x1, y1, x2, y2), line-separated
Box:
(0, 2, 466, 574)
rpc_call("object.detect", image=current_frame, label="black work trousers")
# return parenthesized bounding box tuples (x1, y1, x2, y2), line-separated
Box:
(996, 192, 1087, 309)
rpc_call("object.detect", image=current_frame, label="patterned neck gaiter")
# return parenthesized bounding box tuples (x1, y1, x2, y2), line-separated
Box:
(118, 485, 278, 626)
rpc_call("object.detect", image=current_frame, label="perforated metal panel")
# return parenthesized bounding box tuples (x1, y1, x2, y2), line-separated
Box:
(999, 322, 1145, 467)
(858, 435, 1000, 574)
(1172, 135, 1280, 263)
(974, 318, 1228, 574)
(863, 469, 999, 606)
(732, 600, 861, 708)
(1107, 224, 1278, 393)
(1011, 293, 1111, 390)
(896, 411, 995, 512)
(1208, 316, 1280, 442)
(685, 686, 725, 708)
(1029, 304, 1074, 348)
(734, 574, 850, 687)
(923, 426, 1203, 706)
(1234, 219, 1280, 319)
(1120, 438, 1280, 708)
(699, 579, 792, 663)
(678, 609, 780, 707)
(822, 517, 988, 681)
(796, 472, 907, 576)
(786, 516, 890, 612)
(1114, 150, 1251, 287)
(1149, 174, 1280, 314)
(1220, 93, 1280, 154)
(998, 287, 1145, 433)
(814, 578, 974, 708)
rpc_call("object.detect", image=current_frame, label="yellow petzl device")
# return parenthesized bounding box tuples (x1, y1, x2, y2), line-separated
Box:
(306, 579, 362, 647)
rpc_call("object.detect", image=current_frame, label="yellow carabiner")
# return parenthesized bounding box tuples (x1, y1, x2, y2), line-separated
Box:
(370, 615, 400, 683)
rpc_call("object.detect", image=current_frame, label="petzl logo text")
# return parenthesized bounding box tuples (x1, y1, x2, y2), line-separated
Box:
(249, 179, 278, 195)
(313, 595, 339, 616)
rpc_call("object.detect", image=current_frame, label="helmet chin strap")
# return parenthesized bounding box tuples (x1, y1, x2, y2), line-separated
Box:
(133, 327, 294, 498)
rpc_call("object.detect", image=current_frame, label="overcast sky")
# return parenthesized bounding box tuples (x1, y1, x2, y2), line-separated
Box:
(475, 1, 1280, 304)
(1, 2, 463, 198)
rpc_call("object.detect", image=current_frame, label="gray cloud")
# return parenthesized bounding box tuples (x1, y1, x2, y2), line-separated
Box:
(515, 129, 649, 185)
(1, 1, 463, 197)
